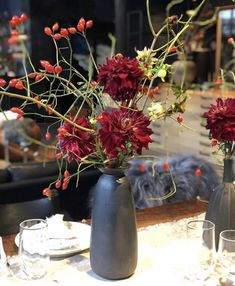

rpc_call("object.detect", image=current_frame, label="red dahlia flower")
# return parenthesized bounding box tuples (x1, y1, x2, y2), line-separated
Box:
(97, 109, 153, 159)
(57, 117, 95, 162)
(97, 57, 143, 102)
(203, 98, 235, 141)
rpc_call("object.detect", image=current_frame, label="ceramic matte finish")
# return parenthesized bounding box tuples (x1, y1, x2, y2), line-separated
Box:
(90, 171, 137, 280)
(205, 159, 235, 249)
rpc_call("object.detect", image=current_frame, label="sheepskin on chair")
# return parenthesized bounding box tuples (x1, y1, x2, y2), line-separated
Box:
(126, 155, 220, 209)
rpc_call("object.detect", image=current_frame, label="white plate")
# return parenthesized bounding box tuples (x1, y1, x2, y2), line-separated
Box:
(15, 222, 91, 258)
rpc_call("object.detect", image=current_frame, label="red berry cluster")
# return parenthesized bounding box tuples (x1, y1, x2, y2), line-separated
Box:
(227, 37, 234, 45)
(10, 107, 24, 119)
(40, 60, 63, 74)
(42, 170, 71, 197)
(142, 85, 159, 99)
(9, 13, 28, 27)
(44, 17, 93, 40)
(8, 14, 28, 45)
(0, 78, 25, 90)
(168, 46, 177, 53)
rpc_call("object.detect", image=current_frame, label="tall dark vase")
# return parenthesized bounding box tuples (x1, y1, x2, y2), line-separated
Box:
(90, 168, 138, 280)
(205, 159, 235, 249)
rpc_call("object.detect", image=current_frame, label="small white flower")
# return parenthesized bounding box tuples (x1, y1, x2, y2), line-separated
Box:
(157, 69, 167, 81)
(136, 47, 153, 59)
(148, 102, 163, 121)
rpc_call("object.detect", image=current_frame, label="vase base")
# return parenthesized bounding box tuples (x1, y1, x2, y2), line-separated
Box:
(91, 269, 135, 280)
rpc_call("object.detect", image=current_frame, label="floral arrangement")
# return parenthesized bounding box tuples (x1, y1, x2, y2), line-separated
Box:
(0, 0, 205, 196)
(203, 97, 235, 160)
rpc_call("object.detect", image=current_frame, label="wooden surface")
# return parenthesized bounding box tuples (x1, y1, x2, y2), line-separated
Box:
(2, 199, 208, 256)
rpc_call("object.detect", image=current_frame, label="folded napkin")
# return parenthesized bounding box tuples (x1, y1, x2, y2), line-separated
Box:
(46, 214, 78, 239)
(46, 215, 81, 250)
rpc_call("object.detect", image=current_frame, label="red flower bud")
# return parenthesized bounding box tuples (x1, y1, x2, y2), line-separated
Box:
(163, 162, 169, 171)
(54, 65, 63, 74)
(57, 127, 67, 135)
(227, 37, 234, 45)
(86, 20, 93, 28)
(79, 17, 85, 26)
(62, 182, 68, 190)
(211, 139, 218, 147)
(68, 27, 76, 34)
(195, 168, 202, 177)
(64, 170, 70, 178)
(53, 33, 62, 40)
(9, 78, 18, 87)
(60, 28, 69, 37)
(42, 187, 51, 197)
(45, 64, 54, 73)
(44, 27, 52, 36)
(28, 73, 36, 78)
(15, 81, 24, 90)
(20, 13, 28, 23)
(142, 87, 148, 94)
(91, 81, 97, 87)
(11, 30, 19, 36)
(8, 36, 18, 45)
(9, 20, 17, 27)
(0, 79, 6, 87)
(55, 180, 62, 189)
(40, 60, 50, 68)
(153, 86, 159, 94)
(169, 46, 177, 53)
(56, 152, 63, 159)
(10, 107, 24, 115)
(52, 22, 59, 31)
(139, 163, 146, 173)
(77, 23, 85, 32)
(177, 116, 183, 124)
(45, 132, 52, 140)
(12, 16, 20, 25)
(35, 74, 43, 82)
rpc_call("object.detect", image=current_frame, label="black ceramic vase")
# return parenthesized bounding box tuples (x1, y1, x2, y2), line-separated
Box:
(90, 168, 138, 280)
(205, 159, 235, 249)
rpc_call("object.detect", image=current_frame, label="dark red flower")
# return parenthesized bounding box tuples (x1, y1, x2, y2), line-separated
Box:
(57, 117, 95, 162)
(203, 98, 235, 141)
(97, 57, 143, 102)
(97, 109, 153, 159)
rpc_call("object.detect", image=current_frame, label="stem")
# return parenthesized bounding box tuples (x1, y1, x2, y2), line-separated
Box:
(84, 35, 98, 72)
(0, 90, 94, 133)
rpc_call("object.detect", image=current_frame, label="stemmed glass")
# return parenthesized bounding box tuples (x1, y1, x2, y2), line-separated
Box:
(185, 219, 216, 284)
(218, 230, 235, 283)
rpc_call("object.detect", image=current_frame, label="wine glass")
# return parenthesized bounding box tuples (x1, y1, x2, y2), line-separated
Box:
(218, 230, 235, 283)
(18, 219, 49, 279)
(185, 219, 216, 284)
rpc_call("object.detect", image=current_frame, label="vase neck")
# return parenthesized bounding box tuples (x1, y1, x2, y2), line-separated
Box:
(223, 159, 234, 183)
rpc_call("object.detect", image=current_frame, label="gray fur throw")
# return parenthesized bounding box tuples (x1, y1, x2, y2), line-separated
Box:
(126, 155, 220, 209)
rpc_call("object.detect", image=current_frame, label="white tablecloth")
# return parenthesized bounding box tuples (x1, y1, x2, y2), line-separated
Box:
(0, 213, 226, 286)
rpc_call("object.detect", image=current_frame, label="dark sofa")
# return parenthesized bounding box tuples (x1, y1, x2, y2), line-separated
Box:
(0, 160, 101, 235)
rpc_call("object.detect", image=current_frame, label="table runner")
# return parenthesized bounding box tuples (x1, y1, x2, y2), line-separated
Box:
(0, 213, 224, 285)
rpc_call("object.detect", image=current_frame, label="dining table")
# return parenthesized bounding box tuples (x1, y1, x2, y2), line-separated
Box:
(0, 199, 228, 285)
(2, 199, 207, 256)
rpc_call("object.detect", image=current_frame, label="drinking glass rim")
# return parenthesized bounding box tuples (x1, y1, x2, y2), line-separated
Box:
(220, 229, 235, 242)
(20, 218, 48, 230)
(187, 219, 215, 231)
